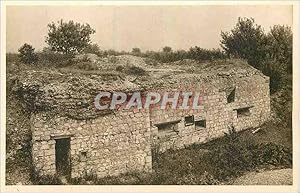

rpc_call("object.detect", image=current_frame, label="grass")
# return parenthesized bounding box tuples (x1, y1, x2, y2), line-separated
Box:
(196, 119, 292, 151)
(150, 148, 214, 184)
(69, 148, 217, 185)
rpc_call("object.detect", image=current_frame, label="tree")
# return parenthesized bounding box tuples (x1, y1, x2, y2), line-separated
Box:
(188, 46, 225, 61)
(163, 46, 172, 53)
(45, 20, 95, 55)
(221, 17, 293, 93)
(83, 43, 102, 56)
(267, 25, 292, 73)
(18, 43, 38, 64)
(220, 17, 267, 69)
(132, 48, 141, 55)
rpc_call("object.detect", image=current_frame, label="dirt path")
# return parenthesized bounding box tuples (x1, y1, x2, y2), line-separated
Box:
(232, 168, 293, 185)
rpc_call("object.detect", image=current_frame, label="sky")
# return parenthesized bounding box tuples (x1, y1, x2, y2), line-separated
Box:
(6, 5, 293, 53)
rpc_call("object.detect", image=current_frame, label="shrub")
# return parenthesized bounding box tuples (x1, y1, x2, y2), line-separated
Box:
(30, 169, 62, 185)
(18, 43, 38, 64)
(6, 53, 19, 63)
(209, 127, 254, 180)
(209, 127, 292, 180)
(72, 61, 99, 71)
(172, 172, 219, 185)
(142, 47, 226, 63)
(132, 48, 141, 56)
(262, 60, 285, 93)
(251, 143, 292, 167)
(126, 66, 147, 75)
(38, 49, 73, 67)
(144, 57, 159, 66)
(151, 145, 214, 185)
(83, 43, 102, 56)
(115, 65, 124, 72)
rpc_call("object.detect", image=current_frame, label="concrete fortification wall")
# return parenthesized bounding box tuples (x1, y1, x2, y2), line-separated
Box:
(31, 108, 152, 178)
(15, 56, 271, 178)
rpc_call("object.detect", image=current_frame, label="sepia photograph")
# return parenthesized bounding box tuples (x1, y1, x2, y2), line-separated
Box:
(0, 1, 299, 192)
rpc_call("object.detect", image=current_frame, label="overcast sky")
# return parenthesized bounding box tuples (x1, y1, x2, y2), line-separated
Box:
(6, 5, 293, 53)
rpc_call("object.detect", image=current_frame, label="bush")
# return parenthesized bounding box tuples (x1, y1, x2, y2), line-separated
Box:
(210, 127, 292, 180)
(151, 145, 214, 185)
(172, 172, 219, 185)
(38, 49, 73, 67)
(251, 143, 292, 167)
(83, 43, 102, 56)
(262, 60, 286, 93)
(72, 61, 99, 71)
(115, 65, 124, 72)
(143, 47, 226, 63)
(131, 48, 141, 56)
(18, 43, 38, 64)
(6, 53, 19, 63)
(210, 127, 254, 180)
(126, 66, 147, 75)
(30, 169, 62, 185)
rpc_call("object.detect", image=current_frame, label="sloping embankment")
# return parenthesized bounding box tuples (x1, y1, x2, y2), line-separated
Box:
(6, 75, 33, 185)
(232, 168, 292, 185)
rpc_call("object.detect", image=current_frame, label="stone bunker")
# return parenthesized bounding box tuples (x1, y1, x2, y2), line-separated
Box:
(15, 56, 271, 179)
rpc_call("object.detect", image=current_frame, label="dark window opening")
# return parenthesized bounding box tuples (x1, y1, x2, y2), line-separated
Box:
(156, 121, 179, 132)
(55, 138, 71, 178)
(185, 115, 194, 126)
(227, 87, 236, 103)
(237, 107, 251, 118)
(155, 121, 180, 137)
(195, 120, 206, 128)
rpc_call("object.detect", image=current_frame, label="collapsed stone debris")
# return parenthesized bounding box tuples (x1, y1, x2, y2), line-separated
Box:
(15, 55, 271, 179)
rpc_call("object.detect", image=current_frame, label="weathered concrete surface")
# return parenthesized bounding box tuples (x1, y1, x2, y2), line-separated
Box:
(32, 108, 152, 178)
(14, 56, 271, 178)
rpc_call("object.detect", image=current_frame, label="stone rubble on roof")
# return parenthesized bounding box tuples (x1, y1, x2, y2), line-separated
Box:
(14, 55, 267, 119)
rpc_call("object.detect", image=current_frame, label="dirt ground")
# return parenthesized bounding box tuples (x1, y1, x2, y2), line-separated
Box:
(232, 168, 293, 185)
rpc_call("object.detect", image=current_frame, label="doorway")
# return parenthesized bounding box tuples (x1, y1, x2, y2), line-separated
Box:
(55, 138, 71, 178)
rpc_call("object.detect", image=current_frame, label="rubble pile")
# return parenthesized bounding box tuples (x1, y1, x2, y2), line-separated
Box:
(13, 55, 266, 120)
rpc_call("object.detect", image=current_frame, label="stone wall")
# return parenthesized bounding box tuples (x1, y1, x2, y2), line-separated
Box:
(31, 108, 152, 178)
(150, 74, 270, 152)
(231, 75, 271, 131)
(31, 73, 271, 178)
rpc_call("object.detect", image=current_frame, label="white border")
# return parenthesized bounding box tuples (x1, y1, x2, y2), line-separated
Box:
(1, 1, 299, 193)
